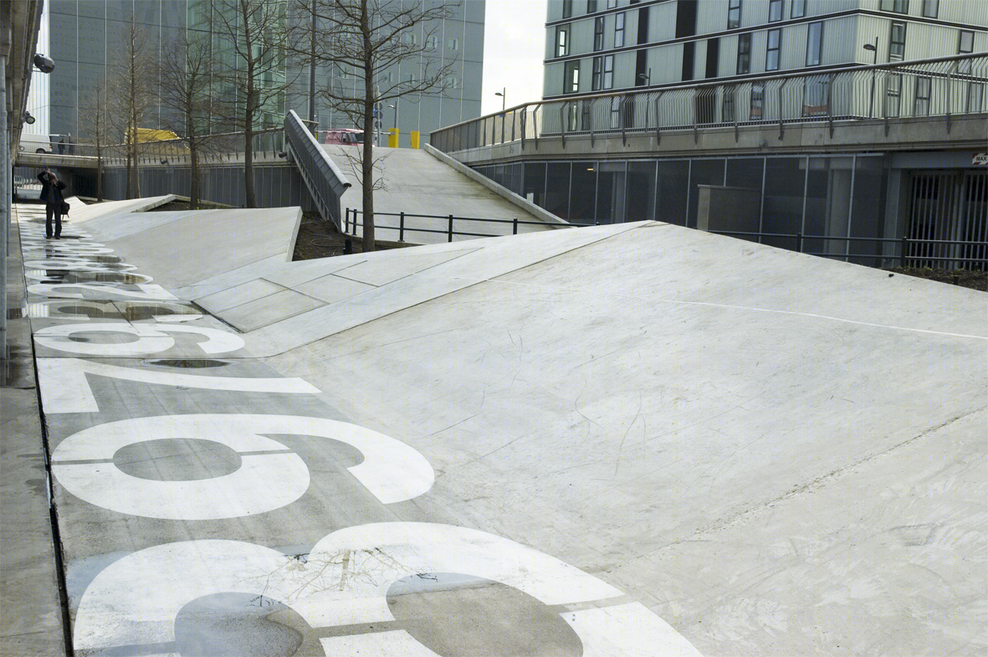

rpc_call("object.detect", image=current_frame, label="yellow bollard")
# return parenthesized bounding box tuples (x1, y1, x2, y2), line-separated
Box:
(410, 131, 420, 149)
(388, 128, 399, 148)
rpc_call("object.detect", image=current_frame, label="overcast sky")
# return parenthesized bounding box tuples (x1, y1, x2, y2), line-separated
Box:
(481, 0, 548, 115)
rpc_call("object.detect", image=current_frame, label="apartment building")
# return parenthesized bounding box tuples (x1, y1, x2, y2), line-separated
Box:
(544, 0, 988, 98)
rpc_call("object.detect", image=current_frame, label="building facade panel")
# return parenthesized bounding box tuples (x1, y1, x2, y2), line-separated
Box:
(544, 0, 988, 99)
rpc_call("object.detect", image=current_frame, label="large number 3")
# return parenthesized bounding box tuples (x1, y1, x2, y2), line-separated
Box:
(73, 524, 702, 656)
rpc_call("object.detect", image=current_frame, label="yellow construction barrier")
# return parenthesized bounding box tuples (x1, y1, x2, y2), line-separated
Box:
(388, 128, 399, 148)
(410, 131, 420, 149)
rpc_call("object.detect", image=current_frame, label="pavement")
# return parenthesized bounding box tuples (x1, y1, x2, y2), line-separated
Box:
(2, 197, 986, 656)
(324, 144, 558, 244)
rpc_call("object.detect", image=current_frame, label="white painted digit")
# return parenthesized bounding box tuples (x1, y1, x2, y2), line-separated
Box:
(72, 526, 702, 656)
(34, 322, 244, 356)
(302, 523, 703, 656)
(52, 414, 434, 517)
(28, 283, 177, 301)
(24, 270, 153, 284)
(37, 358, 320, 414)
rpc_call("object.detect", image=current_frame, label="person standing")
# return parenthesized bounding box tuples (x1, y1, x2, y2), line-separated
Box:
(38, 169, 66, 239)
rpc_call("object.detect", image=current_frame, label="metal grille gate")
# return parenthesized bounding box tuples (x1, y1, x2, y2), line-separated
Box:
(907, 170, 988, 270)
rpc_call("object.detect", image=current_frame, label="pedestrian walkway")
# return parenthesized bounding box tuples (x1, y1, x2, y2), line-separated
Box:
(324, 144, 564, 244)
(4, 196, 987, 656)
(9, 200, 703, 656)
(1, 206, 66, 657)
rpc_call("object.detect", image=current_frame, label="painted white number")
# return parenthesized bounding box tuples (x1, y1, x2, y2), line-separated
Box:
(52, 414, 435, 518)
(72, 525, 702, 656)
(37, 358, 319, 414)
(34, 322, 244, 356)
(28, 282, 176, 301)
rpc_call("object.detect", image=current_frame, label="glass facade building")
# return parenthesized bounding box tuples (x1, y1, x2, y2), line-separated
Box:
(30, 0, 484, 146)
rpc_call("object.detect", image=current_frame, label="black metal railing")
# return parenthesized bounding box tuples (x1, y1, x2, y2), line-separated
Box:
(708, 230, 988, 270)
(343, 208, 588, 243)
(432, 53, 988, 153)
(345, 209, 986, 269)
(285, 110, 352, 228)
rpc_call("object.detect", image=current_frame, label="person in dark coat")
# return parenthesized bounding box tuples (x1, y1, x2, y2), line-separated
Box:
(38, 169, 67, 239)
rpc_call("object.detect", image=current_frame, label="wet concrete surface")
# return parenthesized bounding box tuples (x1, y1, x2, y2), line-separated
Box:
(1, 211, 67, 656)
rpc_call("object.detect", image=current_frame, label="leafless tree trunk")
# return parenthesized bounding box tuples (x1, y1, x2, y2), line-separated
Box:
(81, 80, 111, 202)
(212, 0, 297, 208)
(293, 0, 458, 252)
(159, 30, 215, 209)
(108, 14, 154, 199)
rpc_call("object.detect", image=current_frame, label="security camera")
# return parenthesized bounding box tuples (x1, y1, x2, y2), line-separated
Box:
(33, 54, 55, 73)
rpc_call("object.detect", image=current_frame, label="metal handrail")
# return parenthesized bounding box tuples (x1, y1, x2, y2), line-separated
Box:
(343, 208, 592, 243)
(708, 229, 988, 268)
(285, 110, 351, 228)
(431, 53, 988, 153)
(343, 209, 986, 268)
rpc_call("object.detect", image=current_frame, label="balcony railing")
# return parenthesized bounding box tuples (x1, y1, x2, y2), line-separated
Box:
(431, 53, 988, 154)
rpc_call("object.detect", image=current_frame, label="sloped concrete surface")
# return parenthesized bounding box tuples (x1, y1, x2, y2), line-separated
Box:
(65, 200, 302, 290)
(265, 223, 987, 656)
(325, 144, 559, 243)
(11, 197, 987, 656)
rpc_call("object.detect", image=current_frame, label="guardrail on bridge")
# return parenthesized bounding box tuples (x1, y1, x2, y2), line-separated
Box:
(432, 53, 988, 154)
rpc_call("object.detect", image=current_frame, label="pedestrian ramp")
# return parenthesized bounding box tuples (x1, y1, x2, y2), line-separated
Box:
(323, 143, 565, 244)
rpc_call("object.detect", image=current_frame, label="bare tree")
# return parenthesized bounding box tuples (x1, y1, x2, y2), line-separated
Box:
(108, 13, 155, 198)
(80, 80, 112, 202)
(211, 0, 297, 208)
(158, 29, 215, 209)
(295, 0, 458, 251)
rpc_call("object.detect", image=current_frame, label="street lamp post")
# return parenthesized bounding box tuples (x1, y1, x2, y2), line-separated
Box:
(495, 87, 505, 112)
(863, 38, 878, 118)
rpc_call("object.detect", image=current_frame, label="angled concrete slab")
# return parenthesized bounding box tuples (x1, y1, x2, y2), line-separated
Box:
(324, 145, 562, 244)
(263, 222, 987, 656)
(217, 288, 325, 333)
(11, 197, 987, 657)
(89, 208, 302, 290)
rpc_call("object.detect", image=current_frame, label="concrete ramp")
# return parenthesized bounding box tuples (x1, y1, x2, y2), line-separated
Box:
(325, 144, 560, 243)
(64, 199, 302, 290)
(258, 222, 987, 656)
(18, 203, 987, 656)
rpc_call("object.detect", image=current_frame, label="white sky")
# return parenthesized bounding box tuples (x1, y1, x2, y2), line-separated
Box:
(481, 0, 548, 114)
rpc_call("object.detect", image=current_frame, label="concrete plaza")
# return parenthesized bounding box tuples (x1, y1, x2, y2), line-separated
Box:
(2, 196, 985, 656)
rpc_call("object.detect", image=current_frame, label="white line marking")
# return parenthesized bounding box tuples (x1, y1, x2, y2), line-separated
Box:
(490, 279, 988, 341)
